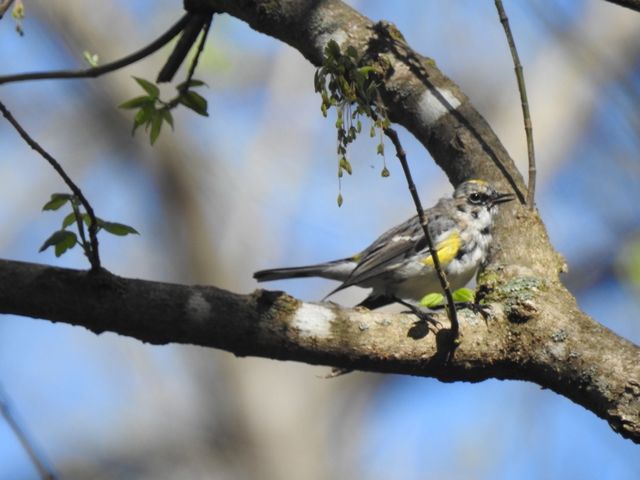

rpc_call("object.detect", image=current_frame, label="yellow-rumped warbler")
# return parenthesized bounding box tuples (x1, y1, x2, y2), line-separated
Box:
(254, 180, 514, 309)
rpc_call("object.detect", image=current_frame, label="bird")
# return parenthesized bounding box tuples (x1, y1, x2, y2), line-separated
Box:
(253, 180, 515, 310)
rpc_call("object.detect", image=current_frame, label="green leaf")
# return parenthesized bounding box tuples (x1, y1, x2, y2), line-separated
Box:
(12, 1, 24, 20)
(179, 90, 208, 116)
(339, 157, 352, 175)
(62, 211, 78, 229)
(132, 105, 154, 135)
(133, 77, 160, 98)
(357, 65, 375, 77)
(119, 95, 153, 110)
(149, 112, 163, 145)
(39, 230, 77, 257)
(162, 109, 174, 129)
(314, 69, 323, 92)
(176, 78, 207, 90)
(326, 39, 341, 59)
(337, 193, 343, 207)
(419, 293, 444, 308)
(452, 288, 475, 303)
(55, 234, 77, 257)
(100, 221, 139, 236)
(63, 213, 97, 232)
(376, 142, 384, 155)
(83, 51, 99, 67)
(43, 193, 73, 211)
(345, 45, 358, 59)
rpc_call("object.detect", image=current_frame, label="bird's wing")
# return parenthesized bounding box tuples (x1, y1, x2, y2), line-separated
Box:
(332, 202, 458, 291)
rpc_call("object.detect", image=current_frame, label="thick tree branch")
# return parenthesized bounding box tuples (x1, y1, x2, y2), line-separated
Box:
(0, 258, 638, 442)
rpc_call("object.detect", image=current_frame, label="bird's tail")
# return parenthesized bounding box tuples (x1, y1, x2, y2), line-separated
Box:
(253, 258, 354, 282)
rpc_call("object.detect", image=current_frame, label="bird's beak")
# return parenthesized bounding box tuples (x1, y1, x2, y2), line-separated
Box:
(492, 191, 516, 205)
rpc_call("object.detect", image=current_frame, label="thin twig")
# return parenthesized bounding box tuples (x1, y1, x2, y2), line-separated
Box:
(157, 13, 212, 83)
(384, 127, 459, 340)
(0, 384, 57, 480)
(0, 100, 101, 270)
(0, 0, 15, 19)
(0, 13, 190, 85)
(495, 0, 536, 208)
(71, 199, 91, 260)
(178, 15, 212, 94)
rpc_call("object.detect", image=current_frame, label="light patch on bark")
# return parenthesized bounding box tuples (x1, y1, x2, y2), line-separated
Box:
(186, 291, 211, 323)
(417, 87, 461, 126)
(292, 303, 335, 338)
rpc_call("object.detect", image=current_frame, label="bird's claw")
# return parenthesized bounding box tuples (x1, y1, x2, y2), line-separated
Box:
(401, 303, 442, 328)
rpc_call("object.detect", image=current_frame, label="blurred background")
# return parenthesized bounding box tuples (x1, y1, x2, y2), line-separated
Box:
(1, 0, 639, 478)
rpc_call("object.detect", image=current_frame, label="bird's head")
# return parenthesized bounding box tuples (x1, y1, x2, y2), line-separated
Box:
(453, 180, 515, 214)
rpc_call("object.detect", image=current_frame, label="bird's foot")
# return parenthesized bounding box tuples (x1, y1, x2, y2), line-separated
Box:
(396, 299, 442, 329)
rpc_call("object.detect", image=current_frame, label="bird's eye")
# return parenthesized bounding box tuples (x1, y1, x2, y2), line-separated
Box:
(468, 192, 485, 204)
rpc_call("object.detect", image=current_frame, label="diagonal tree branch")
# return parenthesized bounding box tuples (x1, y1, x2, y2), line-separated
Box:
(0, 258, 638, 442)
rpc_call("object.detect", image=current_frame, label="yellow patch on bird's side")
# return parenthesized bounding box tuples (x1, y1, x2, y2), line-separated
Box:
(351, 252, 362, 262)
(468, 179, 488, 186)
(422, 231, 461, 267)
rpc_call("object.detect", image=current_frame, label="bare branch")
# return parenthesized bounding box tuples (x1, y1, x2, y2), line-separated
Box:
(494, 0, 537, 208)
(0, 14, 190, 85)
(0, 101, 102, 270)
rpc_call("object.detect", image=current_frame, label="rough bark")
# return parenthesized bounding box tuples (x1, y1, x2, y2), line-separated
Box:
(0, 0, 638, 443)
